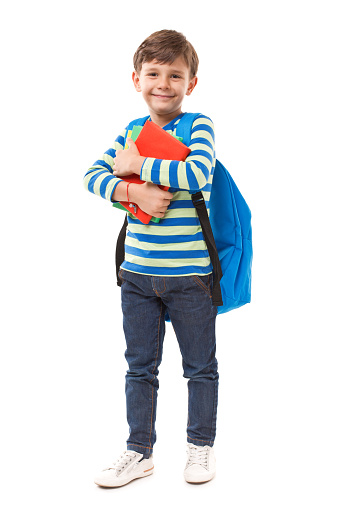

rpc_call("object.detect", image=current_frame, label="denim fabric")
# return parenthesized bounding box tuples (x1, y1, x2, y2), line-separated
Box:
(119, 268, 219, 459)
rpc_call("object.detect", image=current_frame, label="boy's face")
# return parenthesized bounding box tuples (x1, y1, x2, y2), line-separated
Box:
(132, 57, 197, 125)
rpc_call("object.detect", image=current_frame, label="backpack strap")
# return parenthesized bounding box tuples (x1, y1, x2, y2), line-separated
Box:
(115, 213, 128, 285)
(175, 112, 200, 146)
(115, 116, 149, 286)
(176, 113, 224, 307)
(191, 192, 223, 306)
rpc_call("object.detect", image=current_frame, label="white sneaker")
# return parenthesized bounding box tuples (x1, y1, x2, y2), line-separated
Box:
(94, 450, 154, 487)
(184, 443, 216, 483)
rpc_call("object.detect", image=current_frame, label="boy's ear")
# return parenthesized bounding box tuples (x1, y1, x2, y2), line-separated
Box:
(186, 76, 198, 96)
(132, 71, 142, 92)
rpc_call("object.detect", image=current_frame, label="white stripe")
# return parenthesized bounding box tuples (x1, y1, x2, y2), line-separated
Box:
(126, 236, 208, 252)
(122, 268, 212, 277)
(191, 129, 214, 147)
(141, 158, 155, 181)
(177, 161, 189, 189)
(159, 159, 171, 183)
(128, 223, 202, 236)
(189, 142, 214, 158)
(93, 172, 109, 196)
(187, 153, 212, 169)
(104, 179, 115, 200)
(162, 207, 198, 219)
(125, 253, 211, 268)
(193, 117, 214, 130)
(83, 169, 102, 190)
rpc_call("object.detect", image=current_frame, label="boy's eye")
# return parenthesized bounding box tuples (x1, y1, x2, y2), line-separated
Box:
(146, 72, 182, 79)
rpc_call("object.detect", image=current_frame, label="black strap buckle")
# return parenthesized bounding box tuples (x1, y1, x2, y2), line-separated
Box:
(191, 191, 204, 204)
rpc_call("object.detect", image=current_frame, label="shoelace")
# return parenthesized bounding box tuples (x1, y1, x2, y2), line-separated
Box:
(105, 451, 138, 474)
(186, 445, 209, 469)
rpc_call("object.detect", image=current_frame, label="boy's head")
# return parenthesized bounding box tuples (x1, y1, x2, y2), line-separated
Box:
(133, 29, 199, 80)
(132, 30, 199, 125)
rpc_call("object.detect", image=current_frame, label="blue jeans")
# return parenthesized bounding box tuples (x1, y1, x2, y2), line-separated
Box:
(119, 268, 219, 459)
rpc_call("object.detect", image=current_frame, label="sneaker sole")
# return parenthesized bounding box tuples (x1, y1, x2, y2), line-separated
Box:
(184, 471, 215, 484)
(94, 466, 154, 488)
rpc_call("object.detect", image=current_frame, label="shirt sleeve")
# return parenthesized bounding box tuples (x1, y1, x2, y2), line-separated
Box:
(83, 128, 127, 201)
(140, 115, 215, 192)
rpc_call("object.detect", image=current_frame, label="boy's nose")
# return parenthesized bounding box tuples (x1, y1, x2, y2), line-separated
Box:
(157, 77, 170, 89)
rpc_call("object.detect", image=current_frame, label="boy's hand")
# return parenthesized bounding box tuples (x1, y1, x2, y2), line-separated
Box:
(130, 182, 174, 218)
(113, 138, 145, 177)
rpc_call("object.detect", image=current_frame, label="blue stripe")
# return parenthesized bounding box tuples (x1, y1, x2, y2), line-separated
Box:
(195, 159, 210, 182)
(125, 245, 209, 259)
(189, 137, 214, 151)
(127, 231, 205, 244)
(189, 149, 213, 164)
(92, 159, 113, 172)
(115, 134, 124, 146)
(121, 261, 213, 276)
(169, 160, 179, 188)
(186, 163, 200, 190)
(167, 198, 211, 209)
(99, 175, 113, 198)
(104, 148, 116, 158)
(192, 123, 215, 140)
(150, 159, 162, 184)
(169, 200, 194, 209)
(88, 170, 107, 193)
(161, 217, 201, 226)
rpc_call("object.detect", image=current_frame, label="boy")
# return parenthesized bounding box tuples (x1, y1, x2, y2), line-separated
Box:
(84, 30, 218, 486)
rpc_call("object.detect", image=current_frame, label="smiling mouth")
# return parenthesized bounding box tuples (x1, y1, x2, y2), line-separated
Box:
(152, 94, 174, 98)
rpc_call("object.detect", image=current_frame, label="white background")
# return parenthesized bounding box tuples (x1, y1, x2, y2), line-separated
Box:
(1, 0, 338, 507)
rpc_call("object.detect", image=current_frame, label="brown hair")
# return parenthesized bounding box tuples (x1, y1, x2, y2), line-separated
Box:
(133, 30, 199, 78)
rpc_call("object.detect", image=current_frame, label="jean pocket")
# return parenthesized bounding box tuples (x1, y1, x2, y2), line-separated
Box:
(118, 268, 125, 285)
(190, 274, 212, 298)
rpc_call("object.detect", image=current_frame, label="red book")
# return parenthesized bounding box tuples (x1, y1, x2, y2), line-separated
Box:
(114, 120, 191, 224)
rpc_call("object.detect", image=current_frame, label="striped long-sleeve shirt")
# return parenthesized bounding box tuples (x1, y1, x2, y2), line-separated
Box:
(84, 112, 215, 277)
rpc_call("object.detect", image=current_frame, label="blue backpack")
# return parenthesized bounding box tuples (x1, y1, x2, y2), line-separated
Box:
(175, 113, 252, 314)
(115, 112, 252, 315)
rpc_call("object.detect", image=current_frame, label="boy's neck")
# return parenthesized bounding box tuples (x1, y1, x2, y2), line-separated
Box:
(149, 109, 183, 128)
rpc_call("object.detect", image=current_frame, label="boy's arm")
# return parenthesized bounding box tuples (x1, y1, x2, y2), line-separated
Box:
(83, 128, 173, 217)
(83, 130, 126, 201)
(140, 115, 215, 192)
